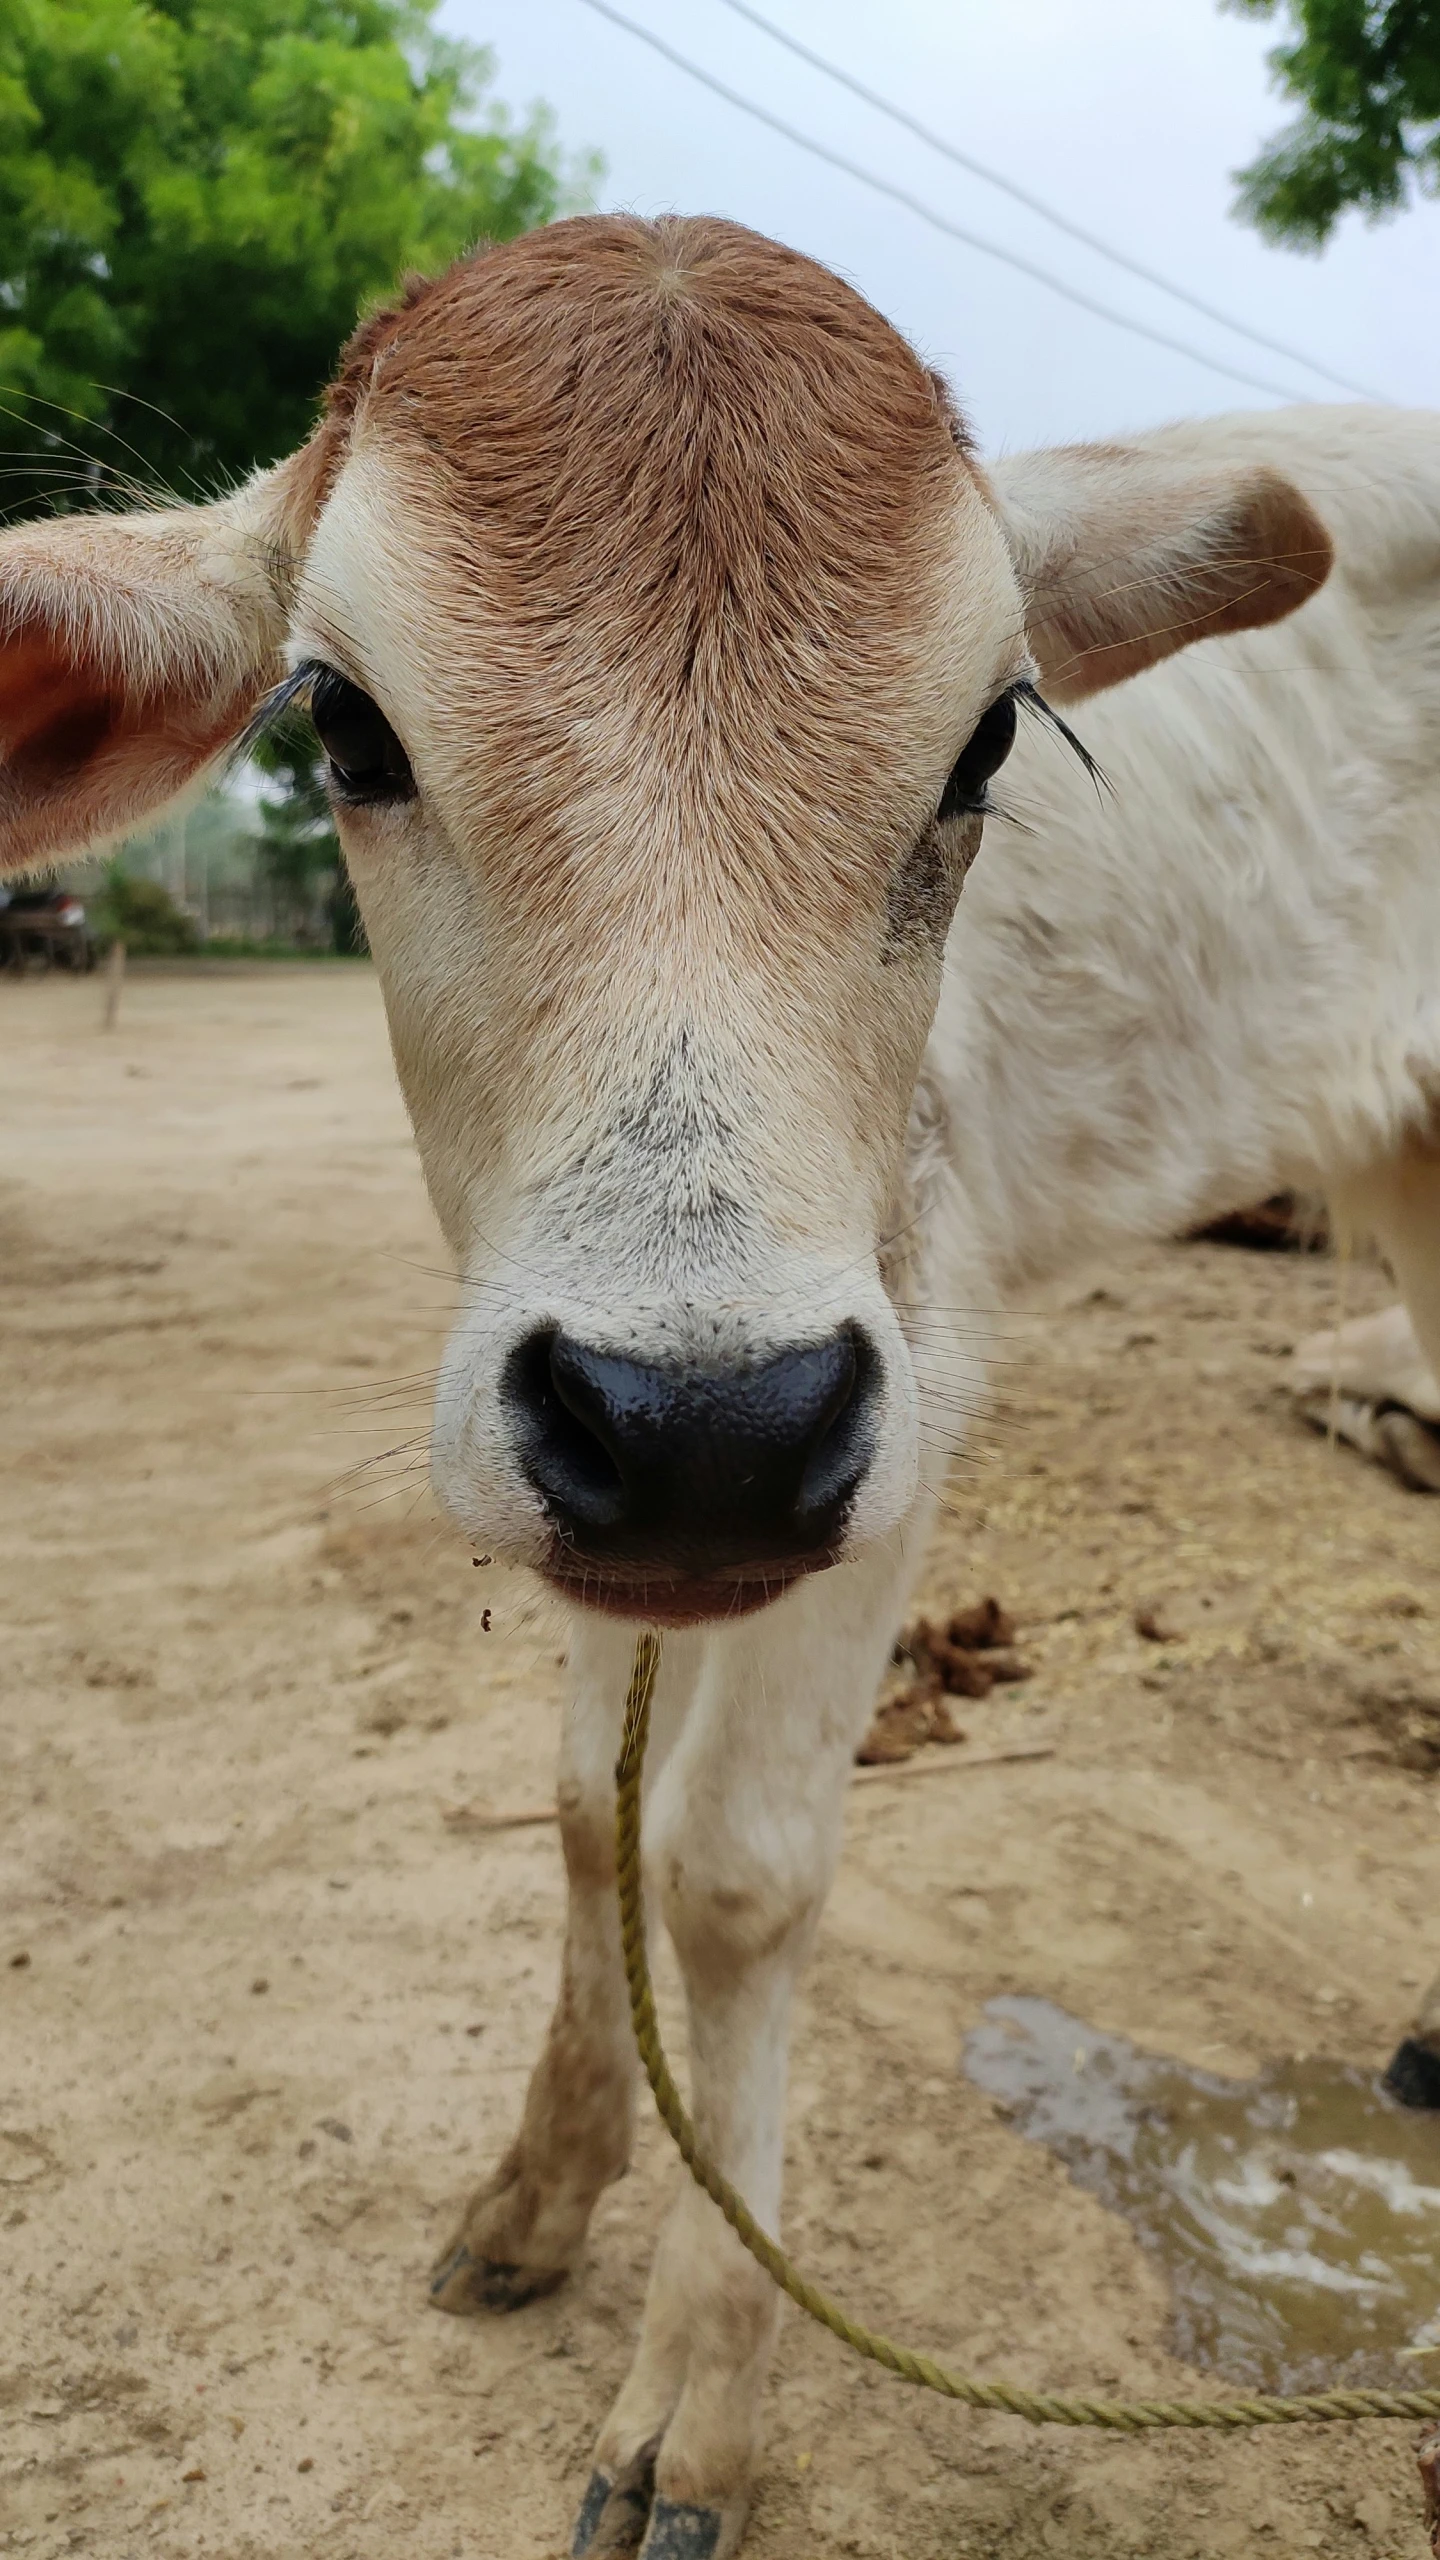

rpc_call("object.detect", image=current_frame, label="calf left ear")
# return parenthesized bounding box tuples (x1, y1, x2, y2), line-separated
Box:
(990, 442, 1333, 703)
(0, 456, 316, 875)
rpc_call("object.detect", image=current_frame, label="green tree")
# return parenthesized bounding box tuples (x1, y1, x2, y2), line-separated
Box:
(1227, 1, 1440, 245)
(0, 0, 594, 933)
(0, 0, 594, 500)
(90, 860, 199, 954)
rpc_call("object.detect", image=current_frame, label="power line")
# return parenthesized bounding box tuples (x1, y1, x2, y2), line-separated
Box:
(571, 0, 1349, 407)
(714, 0, 1386, 404)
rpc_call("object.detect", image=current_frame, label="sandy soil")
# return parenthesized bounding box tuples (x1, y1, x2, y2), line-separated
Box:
(2, 964, 1437, 2560)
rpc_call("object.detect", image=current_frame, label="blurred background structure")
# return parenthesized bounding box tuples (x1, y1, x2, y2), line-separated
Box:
(2, 0, 1436, 954)
(0, 0, 594, 952)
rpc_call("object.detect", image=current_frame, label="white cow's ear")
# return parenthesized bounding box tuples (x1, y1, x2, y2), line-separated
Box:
(990, 444, 1333, 703)
(0, 453, 320, 875)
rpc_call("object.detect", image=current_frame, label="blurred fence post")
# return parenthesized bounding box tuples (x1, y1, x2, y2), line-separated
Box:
(102, 939, 126, 1031)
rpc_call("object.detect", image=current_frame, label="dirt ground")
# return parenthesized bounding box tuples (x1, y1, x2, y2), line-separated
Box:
(3, 964, 1437, 2560)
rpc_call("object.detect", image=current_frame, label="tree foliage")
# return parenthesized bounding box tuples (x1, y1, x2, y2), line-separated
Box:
(0, 0, 592, 499)
(1227, 0, 1440, 245)
(0, 0, 593, 920)
(90, 861, 200, 953)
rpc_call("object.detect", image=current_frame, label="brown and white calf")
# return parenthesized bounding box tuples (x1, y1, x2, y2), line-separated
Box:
(3, 216, 1436, 2558)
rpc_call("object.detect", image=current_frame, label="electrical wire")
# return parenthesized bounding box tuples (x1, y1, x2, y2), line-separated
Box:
(713, 0, 1385, 404)
(571, 0, 1352, 406)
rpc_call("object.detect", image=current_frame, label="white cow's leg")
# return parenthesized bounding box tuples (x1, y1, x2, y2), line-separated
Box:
(1329, 1142, 1440, 1486)
(430, 1614, 655, 2314)
(576, 1528, 926, 2560)
(1351, 1142, 1440, 1388)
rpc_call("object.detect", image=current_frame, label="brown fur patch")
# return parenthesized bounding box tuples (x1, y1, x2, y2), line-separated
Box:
(326, 269, 448, 437)
(333, 217, 965, 735)
(306, 218, 987, 989)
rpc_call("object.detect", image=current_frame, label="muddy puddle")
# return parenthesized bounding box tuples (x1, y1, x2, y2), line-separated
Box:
(963, 1996, 1440, 2392)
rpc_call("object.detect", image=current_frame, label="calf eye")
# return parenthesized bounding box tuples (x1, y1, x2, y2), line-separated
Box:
(937, 687, 1018, 822)
(308, 665, 415, 806)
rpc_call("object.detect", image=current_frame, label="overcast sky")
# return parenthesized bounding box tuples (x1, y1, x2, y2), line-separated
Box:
(437, 0, 1437, 456)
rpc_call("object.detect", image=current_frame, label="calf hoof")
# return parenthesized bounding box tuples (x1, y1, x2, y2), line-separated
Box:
(428, 2235, 568, 2316)
(639, 2499, 746, 2560)
(1377, 1407, 1440, 1493)
(429, 2153, 579, 2314)
(572, 2443, 659, 2554)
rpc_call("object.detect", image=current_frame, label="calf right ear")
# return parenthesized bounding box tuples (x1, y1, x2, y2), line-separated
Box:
(0, 457, 318, 875)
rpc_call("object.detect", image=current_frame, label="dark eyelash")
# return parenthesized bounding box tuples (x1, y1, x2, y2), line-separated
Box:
(238, 659, 416, 809)
(231, 660, 323, 765)
(977, 795, 1035, 839)
(1014, 678, 1109, 795)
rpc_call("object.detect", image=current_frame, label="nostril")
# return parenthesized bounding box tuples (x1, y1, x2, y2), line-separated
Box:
(796, 1324, 878, 1523)
(505, 1328, 626, 1529)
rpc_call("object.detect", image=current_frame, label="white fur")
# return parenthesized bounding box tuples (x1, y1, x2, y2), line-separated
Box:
(959, 410, 1440, 1280)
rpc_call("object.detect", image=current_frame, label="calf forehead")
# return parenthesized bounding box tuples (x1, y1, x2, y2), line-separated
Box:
(302, 217, 1015, 844)
(337, 216, 964, 625)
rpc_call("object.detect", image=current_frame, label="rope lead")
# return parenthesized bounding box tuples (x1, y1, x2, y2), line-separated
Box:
(615, 1628, 1440, 2434)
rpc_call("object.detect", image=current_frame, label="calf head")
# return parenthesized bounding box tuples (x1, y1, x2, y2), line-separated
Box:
(0, 215, 1332, 1622)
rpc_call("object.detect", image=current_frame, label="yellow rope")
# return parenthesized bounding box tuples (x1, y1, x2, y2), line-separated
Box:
(615, 1629, 1440, 2434)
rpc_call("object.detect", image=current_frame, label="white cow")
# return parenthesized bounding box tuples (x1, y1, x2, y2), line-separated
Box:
(1, 216, 1435, 2559)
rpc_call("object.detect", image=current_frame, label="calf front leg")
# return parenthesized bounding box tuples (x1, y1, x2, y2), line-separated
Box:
(576, 1537, 922, 2560)
(430, 1616, 643, 2313)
